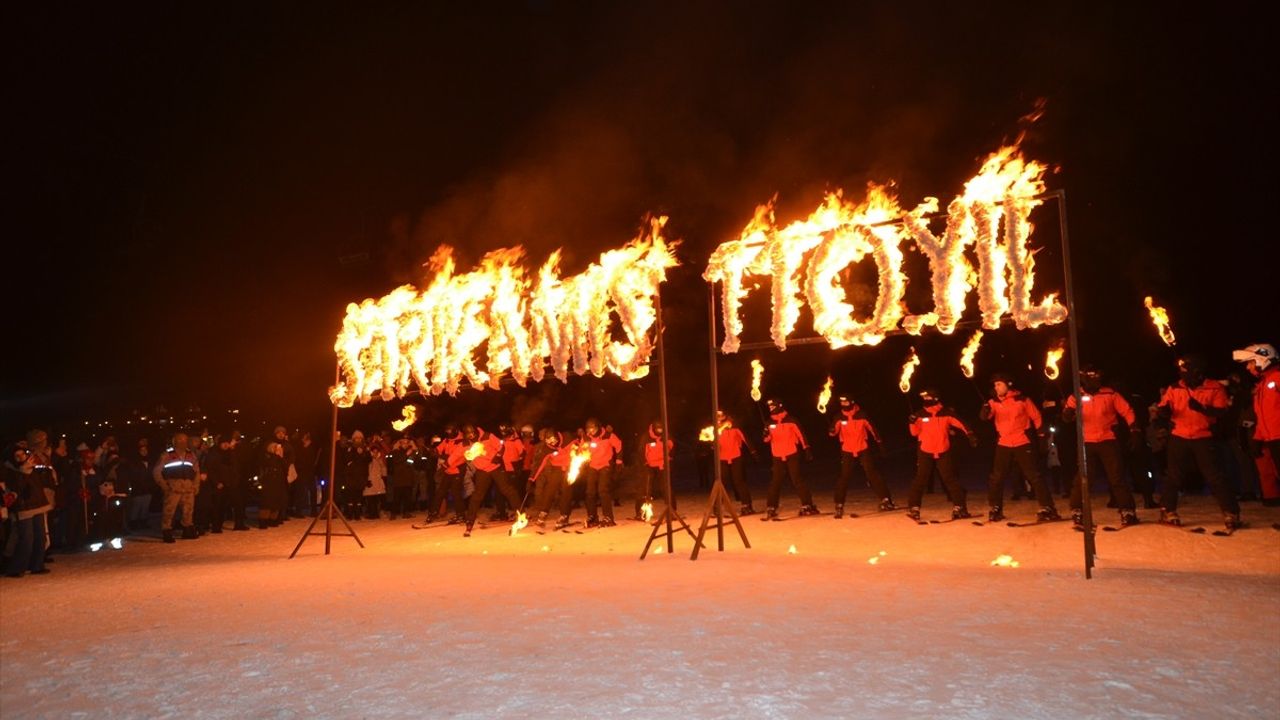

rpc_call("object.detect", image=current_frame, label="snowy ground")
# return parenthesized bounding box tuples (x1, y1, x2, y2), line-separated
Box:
(2, 494, 1278, 719)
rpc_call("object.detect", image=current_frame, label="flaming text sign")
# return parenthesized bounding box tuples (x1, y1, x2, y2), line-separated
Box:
(704, 146, 1068, 354)
(330, 217, 677, 406)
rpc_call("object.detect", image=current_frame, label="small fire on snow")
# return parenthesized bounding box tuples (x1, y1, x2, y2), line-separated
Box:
(654, 546, 665, 554)
(787, 544, 798, 555)
(640, 502, 654, 523)
(990, 554, 1020, 568)
(509, 511, 528, 536)
(868, 550, 887, 565)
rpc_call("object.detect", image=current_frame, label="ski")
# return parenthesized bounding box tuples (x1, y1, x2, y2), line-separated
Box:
(1211, 523, 1246, 537)
(1151, 521, 1208, 534)
(1005, 518, 1071, 528)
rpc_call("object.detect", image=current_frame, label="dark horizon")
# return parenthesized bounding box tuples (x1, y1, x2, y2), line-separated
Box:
(8, 2, 1274, 439)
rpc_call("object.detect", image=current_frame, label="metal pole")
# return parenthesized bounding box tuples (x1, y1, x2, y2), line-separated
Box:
(326, 362, 339, 555)
(656, 287, 675, 554)
(1054, 190, 1095, 578)
(708, 284, 723, 491)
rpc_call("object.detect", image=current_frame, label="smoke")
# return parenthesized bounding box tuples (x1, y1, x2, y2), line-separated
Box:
(380, 3, 984, 283)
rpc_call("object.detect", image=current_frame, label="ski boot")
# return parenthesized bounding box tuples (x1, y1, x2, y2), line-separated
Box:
(878, 498, 898, 512)
(951, 505, 971, 521)
(463, 522, 474, 538)
(553, 515, 572, 530)
(988, 506, 1006, 523)
(833, 504, 844, 519)
(1143, 494, 1159, 510)
(1159, 509, 1181, 526)
(1036, 506, 1061, 522)
(1119, 510, 1140, 527)
(739, 504, 757, 516)
(162, 529, 176, 544)
(586, 516, 600, 528)
(181, 526, 199, 540)
(798, 504, 821, 517)
(762, 507, 779, 522)
(534, 512, 548, 529)
(1071, 510, 1084, 531)
(906, 506, 921, 522)
(600, 517, 617, 528)
(447, 514, 463, 525)
(1224, 513, 1243, 532)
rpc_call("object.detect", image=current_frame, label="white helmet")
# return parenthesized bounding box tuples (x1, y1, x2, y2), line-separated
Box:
(1233, 343, 1276, 370)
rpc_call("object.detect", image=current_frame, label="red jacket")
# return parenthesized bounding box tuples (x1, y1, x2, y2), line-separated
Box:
(1254, 366, 1280, 442)
(470, 431, 505, 473)
(718, 426, 747, 462)
(531, 442, 572, 481)
(644, 437, 673, 469)
(1159, 379, 1228, 440)
(586, 433, 622, 470)
(1064, 388, 1135, 443)
(764, 414, 807, 458)
(986, 392, 1042, 448)
(437, 437, 466, 476)
(911, 407, 969, 457)
(831, 409, 878, 455)
(502, 437, 525, 472)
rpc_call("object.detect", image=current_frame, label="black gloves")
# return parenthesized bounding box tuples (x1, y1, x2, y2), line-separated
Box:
(978, 404, 993, 421)
(804, 448, 814, 462)
(967, 433, 979, 448)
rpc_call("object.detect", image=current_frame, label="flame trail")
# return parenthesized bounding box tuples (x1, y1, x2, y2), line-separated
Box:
(1143, 296, 1176, 347)
(899, 348, 920, 393)
(391, 405, 418, 432)
(750, 359, 765, 402)
(816, 377, 834, 413)
(566, 444, 592, 484)
(1044, 343, 1065, 380)
(959, 330, 983, 379)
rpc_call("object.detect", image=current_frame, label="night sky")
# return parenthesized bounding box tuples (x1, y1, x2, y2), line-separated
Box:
(8, 2, 1274, 440)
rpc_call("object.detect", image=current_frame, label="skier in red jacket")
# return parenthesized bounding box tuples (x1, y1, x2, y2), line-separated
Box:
(1156, 354, 1239, 530)
(978, 373, 1060, 523)
(906, 389, 976, 522)
(762, 398, 817, 520)
(828, 395, 895, 517)
(1062, 365, 1141, 529)
(714, 410, 757, 515)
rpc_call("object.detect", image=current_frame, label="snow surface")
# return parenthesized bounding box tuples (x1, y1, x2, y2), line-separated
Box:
(2, 494, 1277, 719)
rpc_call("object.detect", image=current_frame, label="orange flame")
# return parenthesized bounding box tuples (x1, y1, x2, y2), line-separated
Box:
(329, 218, 677, 407)
(707, 143, 1067, 351)
(391, 405, 417, 432)
(640, 502, 654, 523)
(750, 359, 765, 402)
(1044, 343, 1065, 380)
(1143, 296, 1176, 347)
(566, 444, 592, 484)
(899, 348, 920, 393)
(698, 425, 715, 442)
(959, 330, 983, 379)
(816, 377, 834, 413)
(991, 554, 1021, 568)
(509, 511, 528, 536)
(463, 442, 485, 462)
